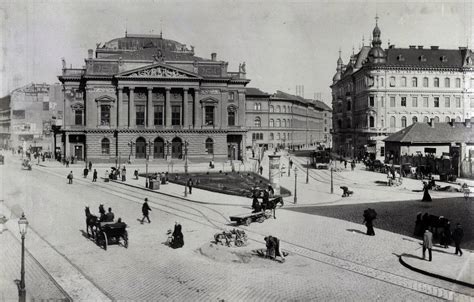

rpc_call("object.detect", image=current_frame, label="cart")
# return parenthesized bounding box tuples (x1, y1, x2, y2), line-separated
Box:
(95, 221, 128, 250)
(229, 211, 272, 226)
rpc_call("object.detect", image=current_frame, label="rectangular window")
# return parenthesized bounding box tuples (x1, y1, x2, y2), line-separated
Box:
(229, 92, 234, 101)
(75, 110, 82, 125)
(456, 78, 461, 88)
(470, 99, 474, 108)
(423, 78, 429, 87)
(423, 97, 429, 107)
(171, 105, 181, 126)
(136, 105, 145, 126)
(43, 102, 49, 111)
(12, 110, 25, 119)
(401, 77, 407, 87)
(369, 96, 374, 107)
(380, 96, 384, 107)
(154, 105, 163, 126)
(456, 97, 461, 108)
(380, 146, 385, 157)
(401, 97, 406, 107)
(434, 78, 439, 87)
(390, 96, 395, 107)
(434, 97, 439, 108)
(100, 105, 110, 126)
(412, 97, 418, 107)
(445, 78, 450, 88)
(205, 106, 214, 126)
(444, 97, 450, 108)
(412, 77, 418, 87)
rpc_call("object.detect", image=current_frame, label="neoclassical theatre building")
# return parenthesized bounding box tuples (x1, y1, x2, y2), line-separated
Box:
(331, 18, 474, 160)
(58, 33, 249, 162)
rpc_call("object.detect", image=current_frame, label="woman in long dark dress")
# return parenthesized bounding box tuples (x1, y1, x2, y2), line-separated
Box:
(170, 223, 184, 249)
(422, 182, 432, 202)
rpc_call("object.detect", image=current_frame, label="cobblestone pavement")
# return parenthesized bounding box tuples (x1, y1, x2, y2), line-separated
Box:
(1, 155, 473, 301)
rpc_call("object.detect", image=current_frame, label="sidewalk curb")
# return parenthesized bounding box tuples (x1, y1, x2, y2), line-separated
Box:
(399, 254, 474, 289)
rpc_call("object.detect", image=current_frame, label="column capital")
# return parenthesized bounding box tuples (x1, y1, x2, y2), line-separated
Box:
(183, 87, 189, 92)
(165, 87, 172, 91)
(117, 86, 124, 91)
(129, 86, 135, 91)
(147, 86, 154, 91)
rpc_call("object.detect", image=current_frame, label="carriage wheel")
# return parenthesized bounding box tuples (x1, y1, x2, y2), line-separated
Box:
(245, 218, 252, 226)
(123, 231, 129, 248)
(257, 216, 265, 223)
(102, 232, 108, 250)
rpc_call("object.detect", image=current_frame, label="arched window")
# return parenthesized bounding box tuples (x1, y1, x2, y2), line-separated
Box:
(369, 116, 375, 127)
(269, 105, 274, 112)
(205, 138, 213, 155)
(283, 106, 286, 113)
(276, 119, 281, 127)
(434, 77, 440, 87)
(445, 116, 450, 122)
(101, 138, 110, 155)
(423, 77, 429, 87)
(227, 108, 236, 126)
(270, 133, 274, 140)
(412, 77, 418, 87)
(434, 116, 439, 123)
(401, 77, 407, 87)
(276, 105, 281, 113)
(455, 78, 461, 88)
(269, 119, 274, 127)
(423, 116, 429, 123)
(412, 116, 418, 124)
(401, 116, 407, 127)
(254, 117, 261, 127)
(390, 116, 396, 128)
(445, 78, 450, 87)
(282, 120, 286, 127)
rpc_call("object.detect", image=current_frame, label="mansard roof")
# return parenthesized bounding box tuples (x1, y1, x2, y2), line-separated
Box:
(384, 48, 465, 68)
(245, 87, 270, 97)
(272, 91, 331, 111)
(106, 46, 210, 62)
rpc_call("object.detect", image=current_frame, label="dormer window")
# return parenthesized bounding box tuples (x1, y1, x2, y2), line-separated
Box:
(440, 56, 448, 62)
(397, 54, 405, 61)
(419, 55, 427, 62)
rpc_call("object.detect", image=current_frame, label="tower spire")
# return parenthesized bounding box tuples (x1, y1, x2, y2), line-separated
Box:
(160, 19, 163, 38)
(125, 18, 128, 37)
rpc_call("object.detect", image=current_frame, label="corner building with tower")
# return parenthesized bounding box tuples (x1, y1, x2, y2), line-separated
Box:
(331, 18, 474, 160)
(58, 33, 249, 163)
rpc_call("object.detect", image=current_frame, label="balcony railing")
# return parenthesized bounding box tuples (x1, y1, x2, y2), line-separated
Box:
(62, 69, 85, 76)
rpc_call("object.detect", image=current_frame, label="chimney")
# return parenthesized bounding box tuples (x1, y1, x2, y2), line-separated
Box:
(451, 118, 456, 127)
(409, 45, 416, 49)
(211, 53, 216, 61)
(430, 118, 435, 128)
(430, 46, 439, 50)
(465, 118, 471, 128)
(417, 46, 424, 49)
(88, 49, 93, 59)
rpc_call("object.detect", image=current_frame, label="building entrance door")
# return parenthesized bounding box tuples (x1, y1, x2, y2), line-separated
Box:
(171, 137, 182, 159)
(135, 137, 146, 159)
(227, 143, 238, 160)
(154, 138, 165, 159)
(74, 145, 83, 160)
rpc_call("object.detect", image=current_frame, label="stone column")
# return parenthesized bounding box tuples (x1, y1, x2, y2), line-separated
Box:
(147, 87, 153, 128)
(194, 89, 200, 128)
(129, 87, 135, 128)
(117, 87, 122, 127)
(268, 154, 281, 196)
(183, 88, 189, 127)
(97, 102, 100, 127)
(165, 87, 171, 127)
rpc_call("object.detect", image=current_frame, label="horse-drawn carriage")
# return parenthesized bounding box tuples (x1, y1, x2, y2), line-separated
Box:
(230, 196, 283, 226)
(85, 206, 128, 250)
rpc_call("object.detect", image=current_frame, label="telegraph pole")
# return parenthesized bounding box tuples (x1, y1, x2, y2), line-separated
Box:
(306, 161, 309, 184)
(294, 167, 297, 204)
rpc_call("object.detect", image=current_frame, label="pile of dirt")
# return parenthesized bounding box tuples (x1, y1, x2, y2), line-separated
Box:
(196, 243, 253, 264)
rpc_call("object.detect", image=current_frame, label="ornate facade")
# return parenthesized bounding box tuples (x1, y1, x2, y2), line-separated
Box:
(331, 18, 474, 160)
(58, 33, 249, 162)
(245, 88, 332, 151)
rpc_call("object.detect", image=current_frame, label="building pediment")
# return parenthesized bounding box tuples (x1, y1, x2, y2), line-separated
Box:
(95, 95, 115, 103)
(116, 63, 201, 79)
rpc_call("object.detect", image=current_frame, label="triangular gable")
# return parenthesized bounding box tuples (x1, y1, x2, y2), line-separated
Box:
(116, 63, 201, 79)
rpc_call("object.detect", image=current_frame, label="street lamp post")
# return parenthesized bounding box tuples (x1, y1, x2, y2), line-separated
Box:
(145, 140, 154, 188)
(330, 167, 334, 194)
(306, 160, 309, 184)
(127, 141, 135, 162)
(294, 167, 297, 204)
(18, 213, 28, 302)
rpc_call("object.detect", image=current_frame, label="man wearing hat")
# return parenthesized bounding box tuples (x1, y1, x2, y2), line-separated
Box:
(141, 198, 152, 224)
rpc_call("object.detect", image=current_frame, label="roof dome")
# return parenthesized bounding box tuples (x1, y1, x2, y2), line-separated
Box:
(333, 72, 341, 82)
(368, 46, 386, 63)
(373, 24, 381, 37)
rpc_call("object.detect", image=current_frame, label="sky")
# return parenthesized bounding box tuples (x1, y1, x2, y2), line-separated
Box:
(0, 0, 473, 103)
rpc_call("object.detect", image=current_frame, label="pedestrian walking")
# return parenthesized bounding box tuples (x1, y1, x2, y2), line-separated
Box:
(92, 169, 98, 182)
(88, 161, 92, 171)
(122, 166, 126, 181)
(362, 208, 376, 236)
(452, 223, 464, 256)
(141, 198, 152, 224)
(66, 158, 69, 168)
(83, 167, 89, 178)
(67, 171, 73, 184)
(344, 160, 347, 169)
(289, 158, 293, 169)
(187, 178, 193, 194)
(422, 229, 433, 261)
(134, 169, 139, 180)
(421, 182, 432, 202)
(351, 160, 355, 171)
(259, 166, 263, 175)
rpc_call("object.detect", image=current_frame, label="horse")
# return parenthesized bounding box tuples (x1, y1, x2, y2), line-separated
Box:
(85, 206, 98, 238)
(262, 196, 284, 219)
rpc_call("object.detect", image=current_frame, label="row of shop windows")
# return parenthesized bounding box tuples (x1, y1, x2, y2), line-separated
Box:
(252, 132, 292, 141)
